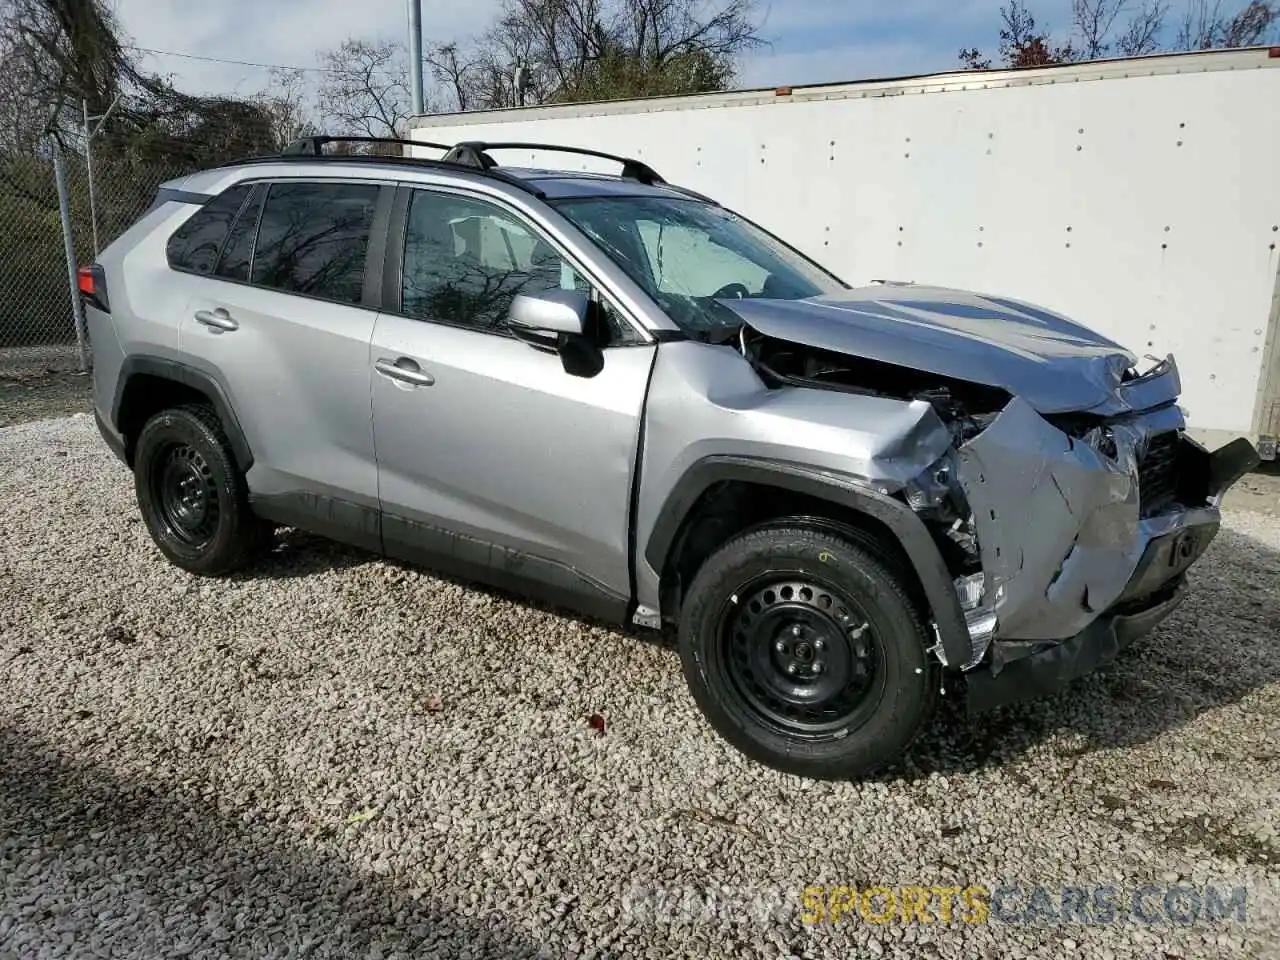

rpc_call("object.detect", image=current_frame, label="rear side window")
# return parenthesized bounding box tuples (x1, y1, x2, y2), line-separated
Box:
(214, 186, 265, 283)
(166, 184, 252, 275)
(251, 182, 380, 305)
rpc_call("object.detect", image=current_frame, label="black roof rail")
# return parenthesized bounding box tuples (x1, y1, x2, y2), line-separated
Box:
(443, 141, 666, 186)
(231, 135, 674, 202)
(219, 150, 550, 200)
(281, 135, 451, 156)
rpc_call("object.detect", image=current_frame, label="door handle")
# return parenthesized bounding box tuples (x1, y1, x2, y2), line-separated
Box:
(194, 308, 239, 332)
(375, 357, 435, 387)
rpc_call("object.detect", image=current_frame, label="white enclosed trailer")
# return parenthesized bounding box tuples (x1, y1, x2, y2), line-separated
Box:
(411, 48, 1280, 457)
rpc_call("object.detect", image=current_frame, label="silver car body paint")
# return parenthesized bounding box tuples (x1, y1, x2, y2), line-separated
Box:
(180, 280, 380, 506)
(88, 156, 1252, 684)
(632, 340, 954, 610)
(89, 199, 194, 377)
(371, 310, 655, 600)
(721, 286, 1162, 415)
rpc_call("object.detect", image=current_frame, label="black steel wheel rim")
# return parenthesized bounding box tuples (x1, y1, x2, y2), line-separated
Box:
(151, 442, 219, 547)
(718, 578, 884, 736)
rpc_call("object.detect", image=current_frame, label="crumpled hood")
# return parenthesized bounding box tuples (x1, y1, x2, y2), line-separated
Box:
(721, 285, 1175, 415)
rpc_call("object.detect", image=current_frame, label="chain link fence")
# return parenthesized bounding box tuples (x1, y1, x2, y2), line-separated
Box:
(0, 142, 188, 381)
(0, 150, 81, 378)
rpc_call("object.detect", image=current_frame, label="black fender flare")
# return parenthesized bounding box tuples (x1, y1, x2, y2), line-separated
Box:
(644, 455, 970, 667)
(111, 356, 254, 472)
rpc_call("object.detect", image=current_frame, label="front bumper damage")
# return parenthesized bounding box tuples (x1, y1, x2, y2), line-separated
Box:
(944, 360, 1260, 712)
(965, 577, 1189, 712)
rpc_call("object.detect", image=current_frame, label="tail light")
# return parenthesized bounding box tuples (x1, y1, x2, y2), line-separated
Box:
(77, 264, 110, 313)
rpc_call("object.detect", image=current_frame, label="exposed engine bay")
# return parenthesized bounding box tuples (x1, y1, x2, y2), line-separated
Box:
(741, 326, 1005, 446)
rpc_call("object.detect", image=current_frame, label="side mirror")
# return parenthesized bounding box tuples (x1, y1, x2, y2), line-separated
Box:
(508, 289, 604, 378)
(508, 290, 589, 337)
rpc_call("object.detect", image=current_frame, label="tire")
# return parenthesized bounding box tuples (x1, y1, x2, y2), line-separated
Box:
(133, 403, 269, 575)
(678, 523, 938, 780)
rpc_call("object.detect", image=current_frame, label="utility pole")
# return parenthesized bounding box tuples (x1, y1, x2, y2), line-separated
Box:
(407, 0, 425, 116)
(81, 95, 120, 256)
(514, 63, 530, 107)
(52, 148, 90, 371)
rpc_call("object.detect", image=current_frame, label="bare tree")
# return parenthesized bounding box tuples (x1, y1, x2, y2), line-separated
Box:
(963, 0, 1277, 68)
(1072, 0, 1171, 58)
(961, 0, 1076, 68)
(3, 0, 133, 142)
(316, 39, 414, 139)
(0, 6, 41, 151)
(473, 7, 552, 107)
(1219, 0, 1279, 44)
(426, 43, 475, 112)
(1178, 0, 1224, 47)
(1072, 0, 1126, 57)
(1176, 0, 1278, 48)
(431, 0, 763, 110)
(1115, 1, 1169, 54)
(252, 69, 318, 149)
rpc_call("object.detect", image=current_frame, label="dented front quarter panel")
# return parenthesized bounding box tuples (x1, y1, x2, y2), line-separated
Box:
(633, 340, 955, 610)
(955, 393, 1191, 642)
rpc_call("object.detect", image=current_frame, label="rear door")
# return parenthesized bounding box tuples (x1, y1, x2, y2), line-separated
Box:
(369, 185, 656, 617)
(174, 178, 391, 547)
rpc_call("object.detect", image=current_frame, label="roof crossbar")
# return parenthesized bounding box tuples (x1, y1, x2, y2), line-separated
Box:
(442, 141, 666, 186)
(281, 135, 451, 156)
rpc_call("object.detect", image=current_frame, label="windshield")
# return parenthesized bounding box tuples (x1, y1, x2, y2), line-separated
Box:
(553, 196, 846, 337)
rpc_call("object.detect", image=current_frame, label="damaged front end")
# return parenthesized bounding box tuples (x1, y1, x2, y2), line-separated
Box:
(739, 324, 1260, 712)
(950, 379, 1259, 711)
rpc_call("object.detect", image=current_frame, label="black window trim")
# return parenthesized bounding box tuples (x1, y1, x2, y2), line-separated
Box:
(211, 182, 266, 283)
(165, 176, 395, 314)
(382, 182, 651, 346)
(164, 181, 256, 279)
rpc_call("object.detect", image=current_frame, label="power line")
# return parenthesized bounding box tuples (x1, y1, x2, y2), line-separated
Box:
(127, 45, 333, 74)
(127, 45, 407, 78)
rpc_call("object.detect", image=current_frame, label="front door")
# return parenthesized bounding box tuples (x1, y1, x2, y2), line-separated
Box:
(370, 186, 655, 618)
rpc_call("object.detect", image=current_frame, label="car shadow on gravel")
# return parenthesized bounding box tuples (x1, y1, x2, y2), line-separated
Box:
(241, 527, 674, 649)
(895, 528, 1280, 779)
(0, 724, 564, 959)
(239, 528, 378, 580)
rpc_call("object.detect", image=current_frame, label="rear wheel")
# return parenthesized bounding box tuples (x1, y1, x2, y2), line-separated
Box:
(678, 524, 937, 779)
(134, 404, 269, 575)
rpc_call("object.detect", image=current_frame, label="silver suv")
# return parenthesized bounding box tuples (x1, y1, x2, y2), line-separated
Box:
(83, 136, 1258, 779)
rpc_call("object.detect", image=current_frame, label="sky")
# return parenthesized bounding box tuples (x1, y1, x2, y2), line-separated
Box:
(109, 0, 1213, 104)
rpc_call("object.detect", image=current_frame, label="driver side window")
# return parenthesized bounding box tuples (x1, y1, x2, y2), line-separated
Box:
(401, 189, 642, 344)
(636, 220, 769, 297)
(401, 191, 569, 332)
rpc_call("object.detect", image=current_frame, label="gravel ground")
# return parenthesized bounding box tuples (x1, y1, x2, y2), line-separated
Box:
(2, 414, 1278, 960)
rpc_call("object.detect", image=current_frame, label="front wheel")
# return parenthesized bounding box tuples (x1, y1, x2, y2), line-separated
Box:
(678, 524, 937, 780)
